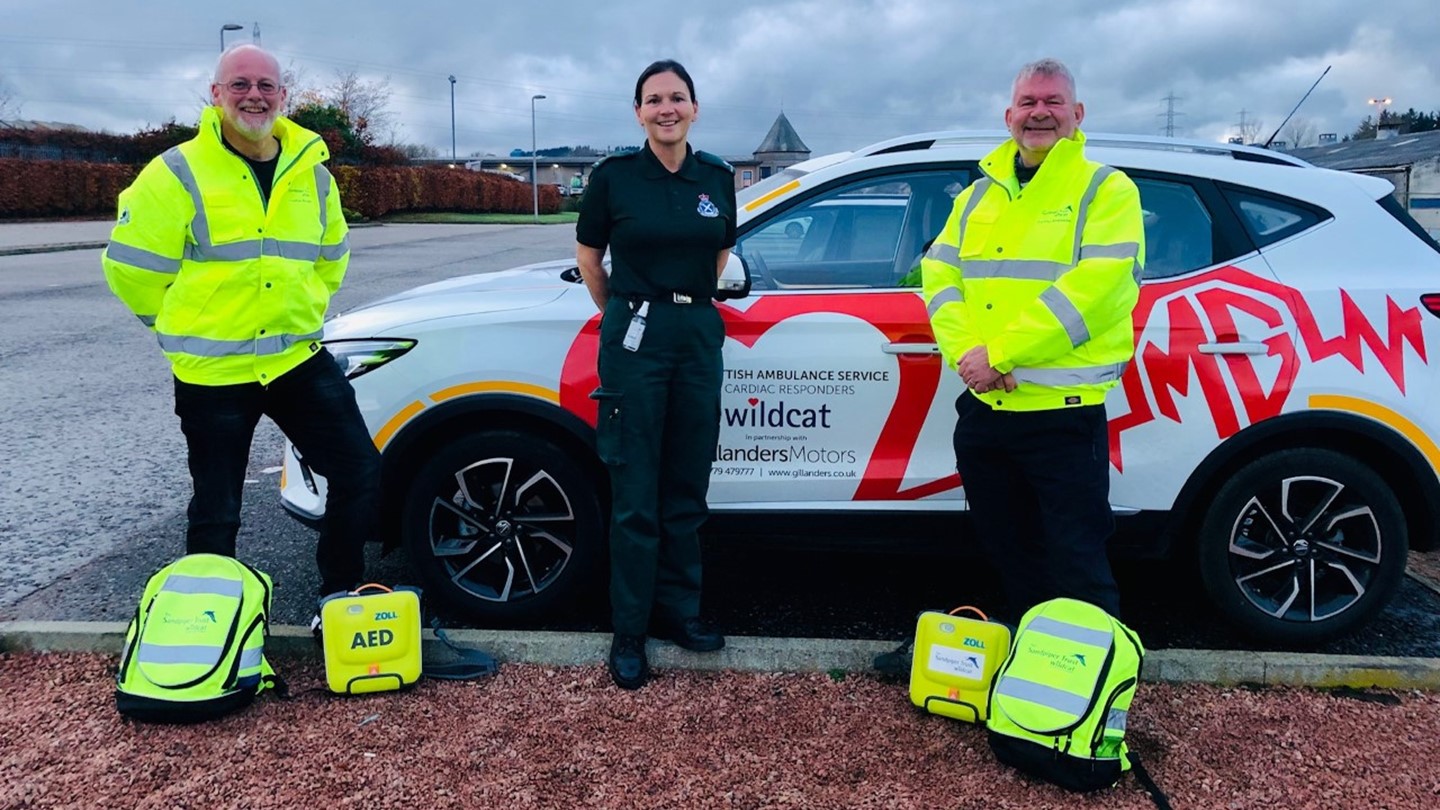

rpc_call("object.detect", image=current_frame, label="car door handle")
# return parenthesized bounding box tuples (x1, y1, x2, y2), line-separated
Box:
(1198, 341, 1268, 355)
(883, 342, 940, 355)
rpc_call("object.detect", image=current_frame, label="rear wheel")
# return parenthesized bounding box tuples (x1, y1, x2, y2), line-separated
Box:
(401, 429, 603, 621)
(1196, 448, 1407, 644)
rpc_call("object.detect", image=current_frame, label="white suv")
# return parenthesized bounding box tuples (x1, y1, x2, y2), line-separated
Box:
(282, 131, 1440, 644)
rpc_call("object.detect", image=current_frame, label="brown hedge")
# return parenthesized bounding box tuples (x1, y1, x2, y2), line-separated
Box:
(0, 160, 560, 220)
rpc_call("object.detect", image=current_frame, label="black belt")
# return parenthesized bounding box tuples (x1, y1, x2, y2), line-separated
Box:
(624, 292, 710, 306)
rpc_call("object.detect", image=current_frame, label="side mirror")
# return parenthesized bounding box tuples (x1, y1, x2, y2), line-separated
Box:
(715, 250, 751, 300)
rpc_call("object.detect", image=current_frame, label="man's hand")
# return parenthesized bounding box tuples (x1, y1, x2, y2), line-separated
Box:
(959, 346, 1016, 393)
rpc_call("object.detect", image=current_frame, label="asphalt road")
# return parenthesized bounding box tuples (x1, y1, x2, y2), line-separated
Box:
(2, 223, 1437, 658)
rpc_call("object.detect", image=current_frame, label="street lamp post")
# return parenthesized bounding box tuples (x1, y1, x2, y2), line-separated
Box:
(219, 23, 243, 52)
(448, 76, 457, 163)
(531, 94, 546, 220)
(1368, 96, 1393, 138)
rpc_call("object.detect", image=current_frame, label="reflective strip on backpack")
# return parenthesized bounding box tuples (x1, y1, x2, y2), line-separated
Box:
(159, 574, 244, 598)
(1026, 615, 1115, 650)
(137, 643, 224, 666)
(1106, 707, 1128, 734)
(994, 676, 1093, 719)
(237, 646, 263, 674)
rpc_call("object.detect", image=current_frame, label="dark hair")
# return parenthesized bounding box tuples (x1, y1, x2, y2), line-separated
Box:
(633, 59, 696, 107)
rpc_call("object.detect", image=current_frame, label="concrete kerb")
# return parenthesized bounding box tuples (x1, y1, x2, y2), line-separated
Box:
(0, 241, 108, 257)
(4, 620, 1439, 690)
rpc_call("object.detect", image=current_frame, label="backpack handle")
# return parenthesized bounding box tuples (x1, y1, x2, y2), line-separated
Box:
(351, 583, 393, 595)
(948, 605, 988, 621)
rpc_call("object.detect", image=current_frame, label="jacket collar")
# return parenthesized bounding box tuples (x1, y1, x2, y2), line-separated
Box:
(639, 141, 702, 181)
(198, 105, 330, 167)
(980, 128, 1088, 187)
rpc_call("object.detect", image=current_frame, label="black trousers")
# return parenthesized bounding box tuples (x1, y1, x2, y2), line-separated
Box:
(596, 297, 723, 636)
(173, 350, 381, 596)
(952, 391, 1121, 622)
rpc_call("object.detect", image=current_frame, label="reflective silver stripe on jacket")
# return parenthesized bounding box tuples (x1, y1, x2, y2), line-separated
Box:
(1070, 166, 1115, 265)
(162, 147, 211, 249)
(156, 329, 324, 358)
(1040, 286, 1089, 347)
(159, 574, 244, 598)
(185, 238, 326, 263)
(106, 242, 181, 274)
(1026, 615, 1115, 649)
(924, 241, 961, 269)
(1011, 362, 1128, 387)
(957, 178, 992, 235)
(319, 237, 349, 261)
(995, 676, 1092, 717)
(315, 165, 330, 234)
(1078, 241, 1139, 261)
(137, 643, 222, 666)
(961, 258, 1071, 282)
(926, 285, 964, 318)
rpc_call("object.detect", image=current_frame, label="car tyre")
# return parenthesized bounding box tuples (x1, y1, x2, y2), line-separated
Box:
(1196, 448, 1407, 645)
(401, 429, 603, 621)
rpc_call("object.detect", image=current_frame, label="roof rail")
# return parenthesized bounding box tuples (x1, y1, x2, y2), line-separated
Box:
(850, 130, 1313, 168)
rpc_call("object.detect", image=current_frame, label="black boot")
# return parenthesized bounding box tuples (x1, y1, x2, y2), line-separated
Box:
(608, 633, 649, 690)
(651, 616, 725, 652)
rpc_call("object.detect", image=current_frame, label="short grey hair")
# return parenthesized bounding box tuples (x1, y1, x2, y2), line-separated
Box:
(1012, 58, 1076, 100)
(212, 43, 282, 85)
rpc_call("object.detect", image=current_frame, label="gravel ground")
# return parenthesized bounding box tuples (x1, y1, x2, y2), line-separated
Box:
(3, 652, 1438, 809)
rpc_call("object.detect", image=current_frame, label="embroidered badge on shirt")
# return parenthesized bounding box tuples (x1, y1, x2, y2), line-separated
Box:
(696, 194, 719, 218)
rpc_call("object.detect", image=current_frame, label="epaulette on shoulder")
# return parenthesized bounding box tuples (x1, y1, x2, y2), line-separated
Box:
(695, 151, 735, 173)
(593, 149, 641, 170)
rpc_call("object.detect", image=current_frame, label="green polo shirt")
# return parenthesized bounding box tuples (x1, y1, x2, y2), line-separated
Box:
(576, 143, 737, 301)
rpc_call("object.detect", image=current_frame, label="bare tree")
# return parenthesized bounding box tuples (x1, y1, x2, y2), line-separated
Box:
(398, 142, 439, 159)
(1284, 116, 1318, 148)
(0, 74, 21, 121)
(281, 60, 322, 113)
(324, 69, 395, 143)
(1237, 117, 1265, 145)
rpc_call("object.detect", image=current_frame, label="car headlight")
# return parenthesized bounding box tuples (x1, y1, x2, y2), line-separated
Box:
(325, 338, 417, 380)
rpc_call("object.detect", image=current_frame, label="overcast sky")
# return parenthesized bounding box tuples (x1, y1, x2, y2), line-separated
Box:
(3, 0, 1437, 160)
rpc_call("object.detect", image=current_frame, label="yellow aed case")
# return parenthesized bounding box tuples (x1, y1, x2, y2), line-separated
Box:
(908, 606, 1012, 723)
(321, 584, 423, 694)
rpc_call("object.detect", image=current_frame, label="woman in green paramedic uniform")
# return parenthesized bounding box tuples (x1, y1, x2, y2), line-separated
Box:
(576, 59, 736, 691)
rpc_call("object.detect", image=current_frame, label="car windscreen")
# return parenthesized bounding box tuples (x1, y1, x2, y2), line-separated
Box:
(737, 167, 812, 208)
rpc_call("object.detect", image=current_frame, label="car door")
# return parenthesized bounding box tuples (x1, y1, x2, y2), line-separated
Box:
(1106, 172, 1293, 513)
(712, 167, 970, 506)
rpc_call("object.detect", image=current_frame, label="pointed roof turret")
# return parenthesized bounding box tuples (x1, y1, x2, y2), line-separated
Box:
(754, 112, 810, 155)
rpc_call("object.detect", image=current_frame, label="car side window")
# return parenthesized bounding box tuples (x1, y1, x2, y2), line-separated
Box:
(737, 170, 968, 290)
(1134, 177, 1216, 280)
(1222, 187, 1331, 248)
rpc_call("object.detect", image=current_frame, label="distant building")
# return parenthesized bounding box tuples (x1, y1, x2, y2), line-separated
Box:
(465, 111, 815, 194)
(1290, 129, 1440, 240)
(727, 112, 812, 189)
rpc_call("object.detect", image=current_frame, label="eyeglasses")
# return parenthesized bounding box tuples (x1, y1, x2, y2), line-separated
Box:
(222, 79, 282, 96)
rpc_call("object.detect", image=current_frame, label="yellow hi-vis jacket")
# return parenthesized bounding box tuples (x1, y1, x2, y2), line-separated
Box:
(102, 106, 349, 386)
(921, 130, 1143, 411)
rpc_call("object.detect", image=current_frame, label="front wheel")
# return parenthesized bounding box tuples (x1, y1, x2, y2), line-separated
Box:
(1196, 448, 1407, 645)
(401, 429, 603, 622)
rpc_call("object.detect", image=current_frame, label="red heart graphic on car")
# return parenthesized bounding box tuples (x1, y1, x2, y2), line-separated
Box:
(747, 397, 759, 407)
(560, 292, 956, 501)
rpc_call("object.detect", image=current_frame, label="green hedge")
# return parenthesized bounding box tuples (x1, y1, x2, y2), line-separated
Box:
(0, 159, 560, 219)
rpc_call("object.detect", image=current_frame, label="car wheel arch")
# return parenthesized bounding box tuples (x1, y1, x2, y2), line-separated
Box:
(1163, 409, 1440, 556)
(375, 393, 607, 546)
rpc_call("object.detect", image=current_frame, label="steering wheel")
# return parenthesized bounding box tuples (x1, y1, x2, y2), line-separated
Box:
(745, 250, 773, 291)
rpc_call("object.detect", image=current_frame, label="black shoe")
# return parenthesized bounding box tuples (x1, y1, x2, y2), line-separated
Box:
(651, 616, 725, 652)
(607, 633, 649, 690)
